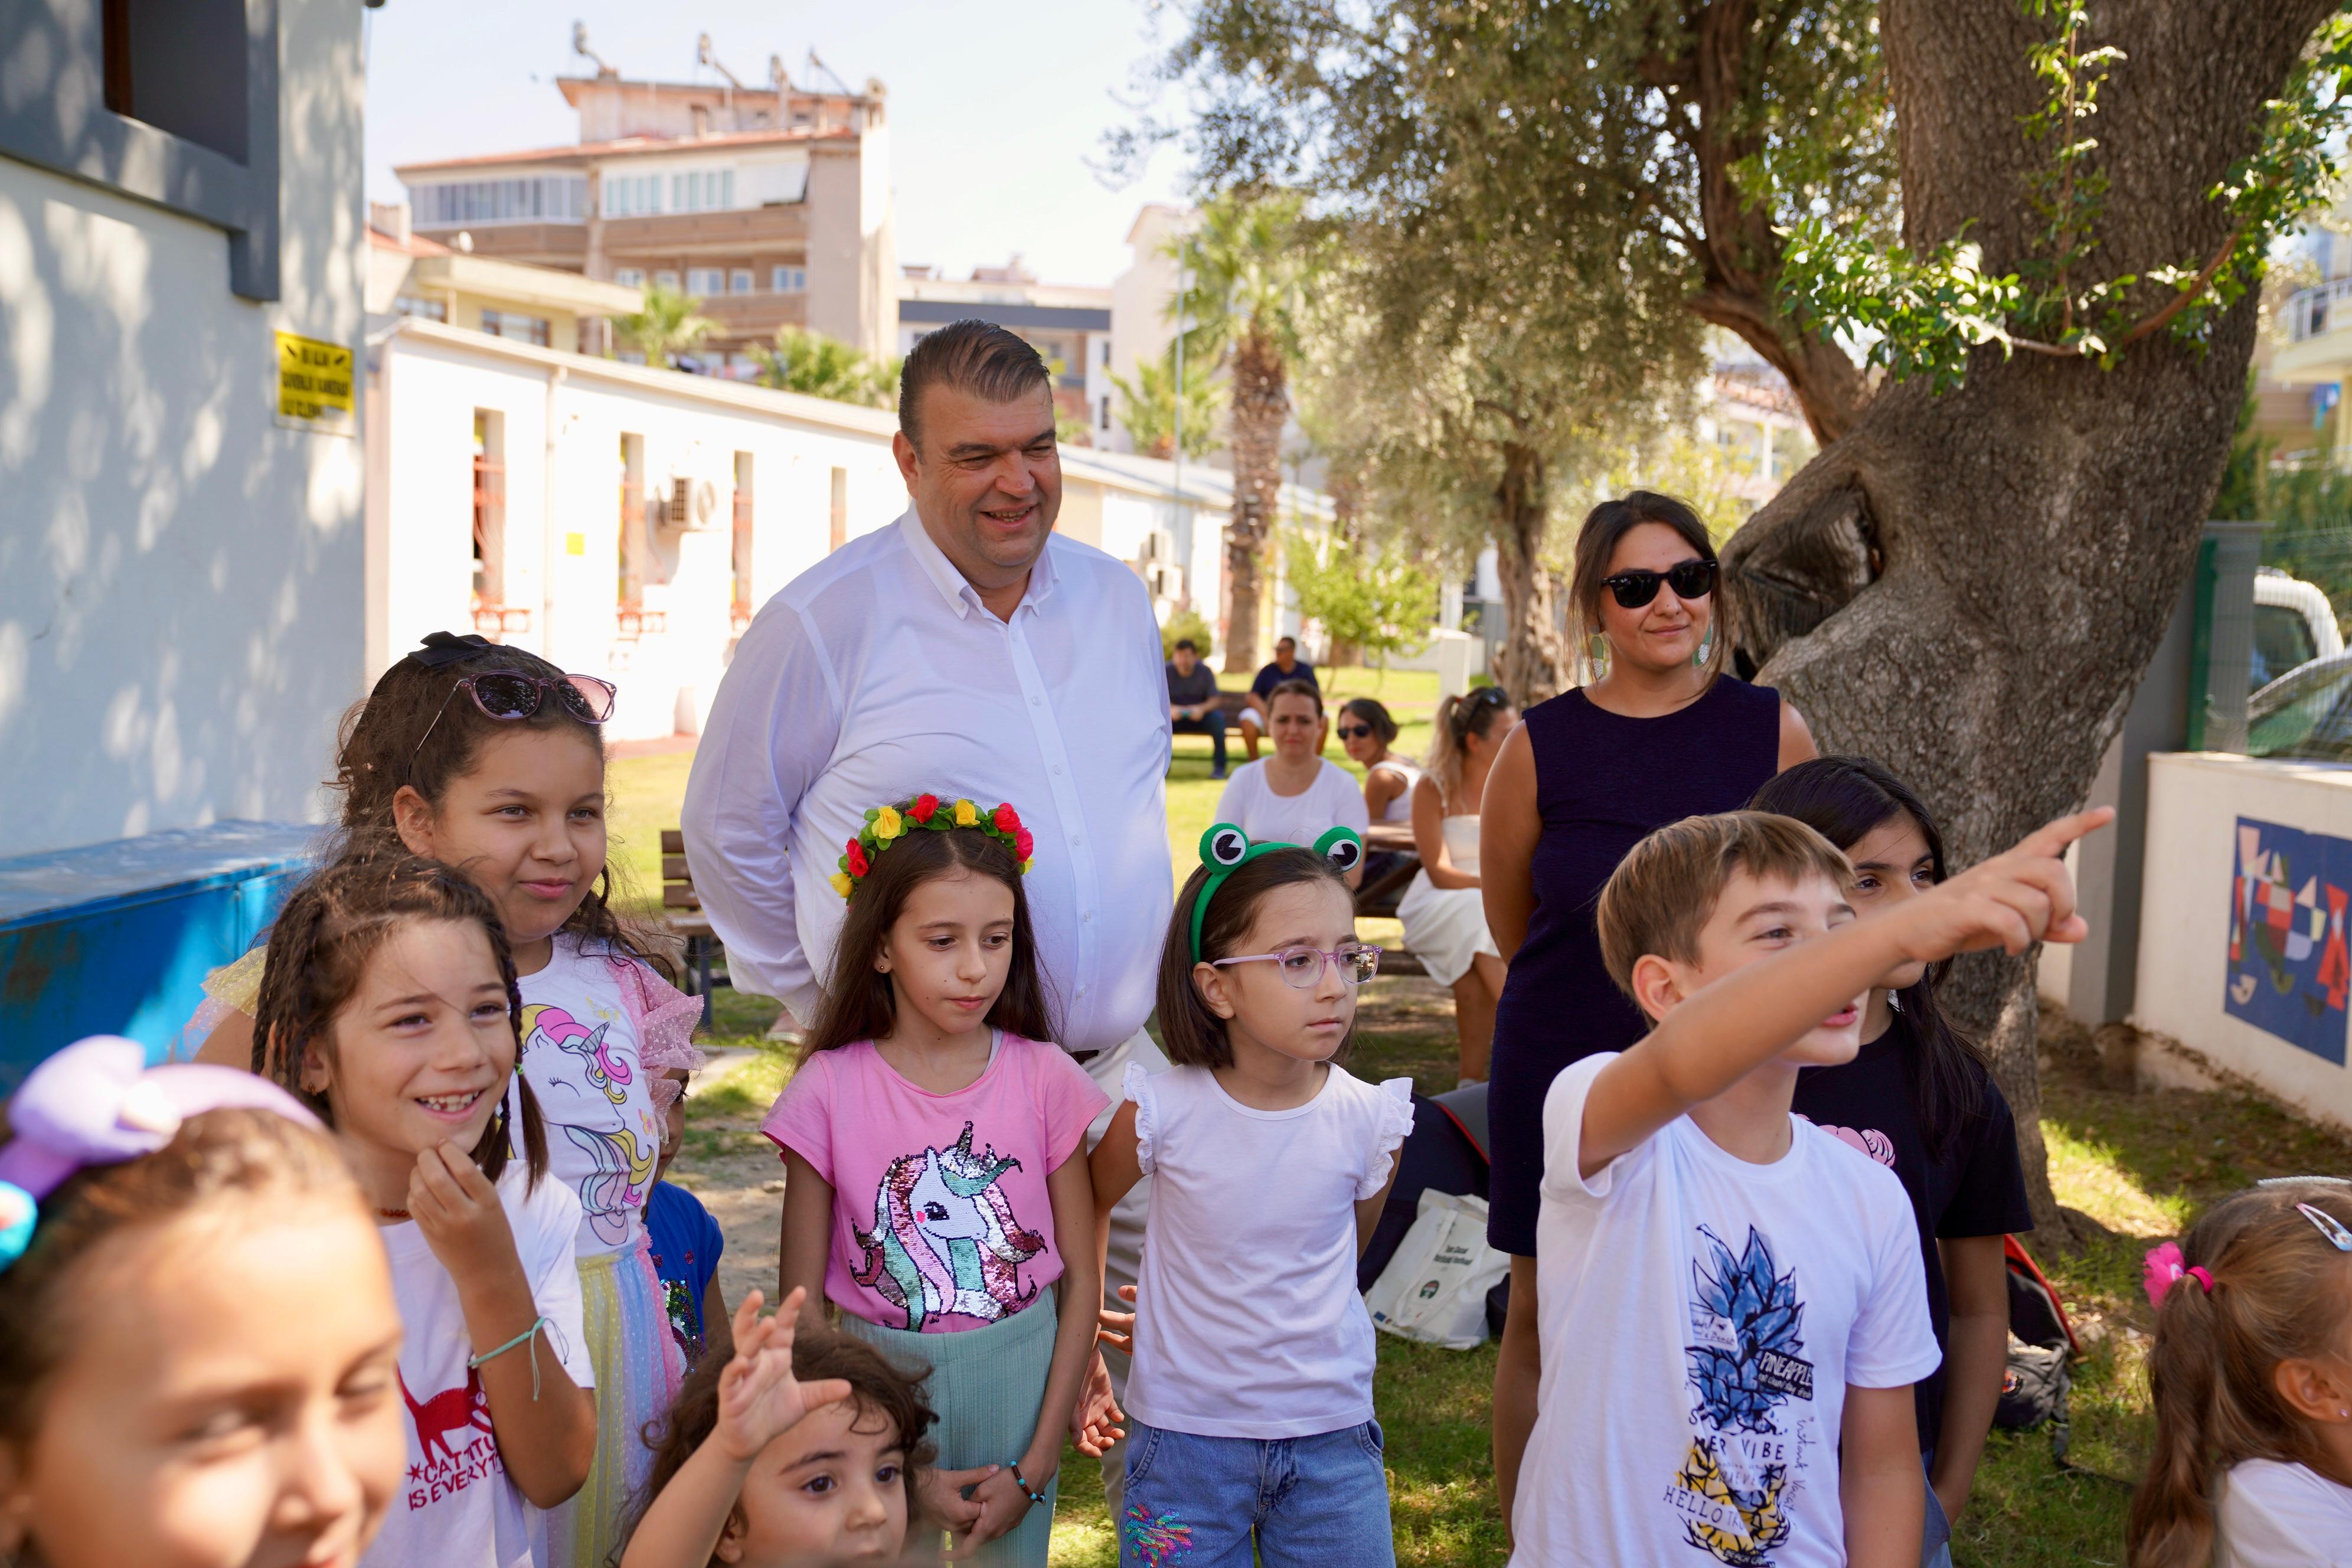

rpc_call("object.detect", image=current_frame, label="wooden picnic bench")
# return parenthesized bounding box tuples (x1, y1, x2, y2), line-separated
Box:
(1355, 822, 1426, 976)
(661, 829, 723, 1027)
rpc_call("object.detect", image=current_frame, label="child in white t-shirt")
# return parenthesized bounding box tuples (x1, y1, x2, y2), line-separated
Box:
(1512, 805, 2106, 1568)
(1092, 823, 1412, 1568)
(2128, 1178, 2352, 1568)
(255, 852, 599, 1568)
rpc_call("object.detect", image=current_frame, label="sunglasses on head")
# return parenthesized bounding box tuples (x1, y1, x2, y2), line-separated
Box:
(1450, 684, 1511, 734)
(1602, 557, 1717, 610)
(409, 671, 618, 780)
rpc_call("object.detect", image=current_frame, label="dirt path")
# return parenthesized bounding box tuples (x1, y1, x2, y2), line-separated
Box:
(666, 1047, 789, 1313)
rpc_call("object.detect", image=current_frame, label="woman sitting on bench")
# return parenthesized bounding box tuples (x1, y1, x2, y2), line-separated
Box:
(1397, 686, 1517, 1086)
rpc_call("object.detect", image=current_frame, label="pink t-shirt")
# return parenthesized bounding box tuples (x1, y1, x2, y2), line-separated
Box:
(762, 1034, 1109, 1334)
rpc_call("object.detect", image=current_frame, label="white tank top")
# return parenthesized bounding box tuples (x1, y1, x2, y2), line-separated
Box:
(1369, 757, 1421, 822)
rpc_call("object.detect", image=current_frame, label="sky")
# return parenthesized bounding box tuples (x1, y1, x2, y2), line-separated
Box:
(361, 1, 1197, 288)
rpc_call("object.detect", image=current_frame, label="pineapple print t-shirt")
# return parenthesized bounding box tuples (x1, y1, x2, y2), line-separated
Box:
(1511, 1052, 1939, 1568)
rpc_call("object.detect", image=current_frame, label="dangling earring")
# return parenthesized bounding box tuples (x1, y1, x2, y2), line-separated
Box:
(1886, 988, 1903, 1014)
(1693, 627, 1714, 668)
(1586, 633, 1609, 678)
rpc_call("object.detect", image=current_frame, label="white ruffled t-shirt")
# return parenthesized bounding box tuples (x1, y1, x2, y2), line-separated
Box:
(1121, 1060, 1413, 1440)
(2219, 1458, 2352, 1567)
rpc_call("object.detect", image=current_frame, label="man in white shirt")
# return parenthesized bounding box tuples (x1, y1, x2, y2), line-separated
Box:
(684, 319, 1174, 1494)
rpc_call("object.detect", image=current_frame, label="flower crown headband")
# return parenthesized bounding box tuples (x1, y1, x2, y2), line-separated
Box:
(0, 1035, 323, 1273)
(1188, 822, 1366, 962)
(833, 793, 1035, 899)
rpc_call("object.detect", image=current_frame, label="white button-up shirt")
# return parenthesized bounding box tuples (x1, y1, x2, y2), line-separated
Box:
(682, 508, 1175, 1054)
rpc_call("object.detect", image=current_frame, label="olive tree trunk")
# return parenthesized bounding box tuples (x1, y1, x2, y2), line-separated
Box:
(1221, 328, 1289, 675)
(1723, 0, 2334, 1243)
(1491, 440, 1571, 704)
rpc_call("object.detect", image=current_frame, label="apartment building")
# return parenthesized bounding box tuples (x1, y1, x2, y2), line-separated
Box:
(395, 50, 896, 365)
(899, 256, 1114, 443)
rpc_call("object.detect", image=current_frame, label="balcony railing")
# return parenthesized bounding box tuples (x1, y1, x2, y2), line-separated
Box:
(472, 605, 531, 635)
(2288, 277, 2352, 342)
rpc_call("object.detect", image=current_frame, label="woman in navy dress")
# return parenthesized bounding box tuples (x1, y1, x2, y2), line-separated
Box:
(1478, 491, 1815, 1524)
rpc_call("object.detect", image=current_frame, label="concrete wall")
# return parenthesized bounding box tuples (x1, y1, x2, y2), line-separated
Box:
(1106, 205, 1188, 457)
(0, 0, 365, 857)
(803, 133, 894, 358)
(2135, 752, 2352, 1127)
(371, 326, 905, 741)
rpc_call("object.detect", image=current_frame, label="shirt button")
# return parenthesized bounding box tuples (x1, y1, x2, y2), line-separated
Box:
(1076, 985, 1089, 998)
(1053, 763, 1064, 775)
(1070, 835, 1082, 847)
(1030, 694, 1043, 706)
(1083, 911, 1094, 923)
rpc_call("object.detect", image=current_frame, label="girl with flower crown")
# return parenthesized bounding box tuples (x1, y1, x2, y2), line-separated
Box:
(762, 794, 1117, 1566)
(2130, 1179, 2352, 1568)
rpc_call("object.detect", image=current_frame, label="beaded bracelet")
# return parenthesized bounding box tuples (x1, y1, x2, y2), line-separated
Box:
(1009, 1461, 1050, 1508)
(469, 1316, 550, 1400)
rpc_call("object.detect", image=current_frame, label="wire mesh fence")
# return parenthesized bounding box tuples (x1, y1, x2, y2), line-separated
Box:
(2245, 521, 2352, 762)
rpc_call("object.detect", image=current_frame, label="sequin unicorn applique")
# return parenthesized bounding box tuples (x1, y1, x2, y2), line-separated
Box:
(852, 1122, 1044, 1331)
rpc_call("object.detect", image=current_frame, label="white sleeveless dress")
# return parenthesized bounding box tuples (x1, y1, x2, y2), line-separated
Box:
(1396, 815, 1502, 985)
(1368, 757, 1421, 822)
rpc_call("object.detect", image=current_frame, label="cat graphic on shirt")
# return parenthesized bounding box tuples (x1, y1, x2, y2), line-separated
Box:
(1671, 1225, 1818, 1567)
(399, 1366, 504, 1511)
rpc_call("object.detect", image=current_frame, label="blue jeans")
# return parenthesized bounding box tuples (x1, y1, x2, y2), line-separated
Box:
(1171, 710, 1227, 775)
(1119, 1419, 1394, 1568)
(1922, 1451, 1953, 1568)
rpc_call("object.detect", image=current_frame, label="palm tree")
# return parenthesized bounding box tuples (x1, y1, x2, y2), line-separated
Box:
(1110, 348, 1226, 461)
(1168, 191, 1321, 672)
(616, 282, 717, 369)
(752, 325, 898, 408)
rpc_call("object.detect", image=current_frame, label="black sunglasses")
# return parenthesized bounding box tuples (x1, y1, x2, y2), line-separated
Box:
(1450, 684, 1511, 734)
(1336, 722, 1376, 740)
(1602, 557, 1716, 609)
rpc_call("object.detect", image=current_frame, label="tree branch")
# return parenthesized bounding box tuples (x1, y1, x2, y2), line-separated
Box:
(2115, 215, 2255, 348)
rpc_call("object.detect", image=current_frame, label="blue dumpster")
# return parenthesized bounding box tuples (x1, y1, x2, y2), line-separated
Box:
(0, 822, 322, 1090)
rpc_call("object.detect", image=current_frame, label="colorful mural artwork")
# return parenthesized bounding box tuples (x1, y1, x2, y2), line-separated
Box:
(2227, 817, 2352, 1064)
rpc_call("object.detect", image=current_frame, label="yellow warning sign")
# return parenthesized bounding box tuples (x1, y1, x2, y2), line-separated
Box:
(275, 331, 354, 433)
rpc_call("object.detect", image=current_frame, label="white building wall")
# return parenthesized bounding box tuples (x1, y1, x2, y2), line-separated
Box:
(2134, 752, 2352, 1129)
(373, 328, 905, 742)
(0, 0, 366, 857)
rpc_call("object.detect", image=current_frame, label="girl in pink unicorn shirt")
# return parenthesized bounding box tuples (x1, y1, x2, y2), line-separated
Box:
(764, 795, 1116, 1566)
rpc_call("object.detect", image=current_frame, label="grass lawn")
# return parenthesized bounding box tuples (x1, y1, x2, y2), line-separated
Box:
(614, 674, 2348, 1567)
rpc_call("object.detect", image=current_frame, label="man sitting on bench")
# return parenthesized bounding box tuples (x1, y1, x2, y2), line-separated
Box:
(1239, 636, 1317, 762)
(1166, 637, 1227, 779)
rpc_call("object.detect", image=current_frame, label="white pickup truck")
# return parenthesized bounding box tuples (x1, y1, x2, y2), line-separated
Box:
(2254, 569, 2344, 690)
(2248, 571, 2352, 757)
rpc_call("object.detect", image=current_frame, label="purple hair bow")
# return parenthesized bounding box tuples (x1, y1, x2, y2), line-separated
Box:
(0, 1036, 321, 1272)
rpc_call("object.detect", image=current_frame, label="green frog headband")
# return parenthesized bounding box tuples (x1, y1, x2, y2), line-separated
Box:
(1187, 822, 1366, 963)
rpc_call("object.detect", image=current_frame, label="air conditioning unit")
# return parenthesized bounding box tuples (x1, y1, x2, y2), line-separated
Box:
(1138, 529, 1176, 565)
(661, 476, 723, 531)
(1146, 563, 1182, 601)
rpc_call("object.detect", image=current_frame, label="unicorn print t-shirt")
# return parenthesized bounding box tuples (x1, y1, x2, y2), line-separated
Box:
(762, 1034, 1109, 1333)
(518, 935, 667, 1256)
(363, 1168, 594, 1568)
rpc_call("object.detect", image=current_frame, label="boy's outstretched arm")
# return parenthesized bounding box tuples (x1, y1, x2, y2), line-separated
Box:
(1840, 1384, 1925, 1568)
(1579, 808, 2111, 1178)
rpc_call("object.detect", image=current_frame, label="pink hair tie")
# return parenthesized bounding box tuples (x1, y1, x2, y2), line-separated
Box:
(2142, 1241, 2213, 1307)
